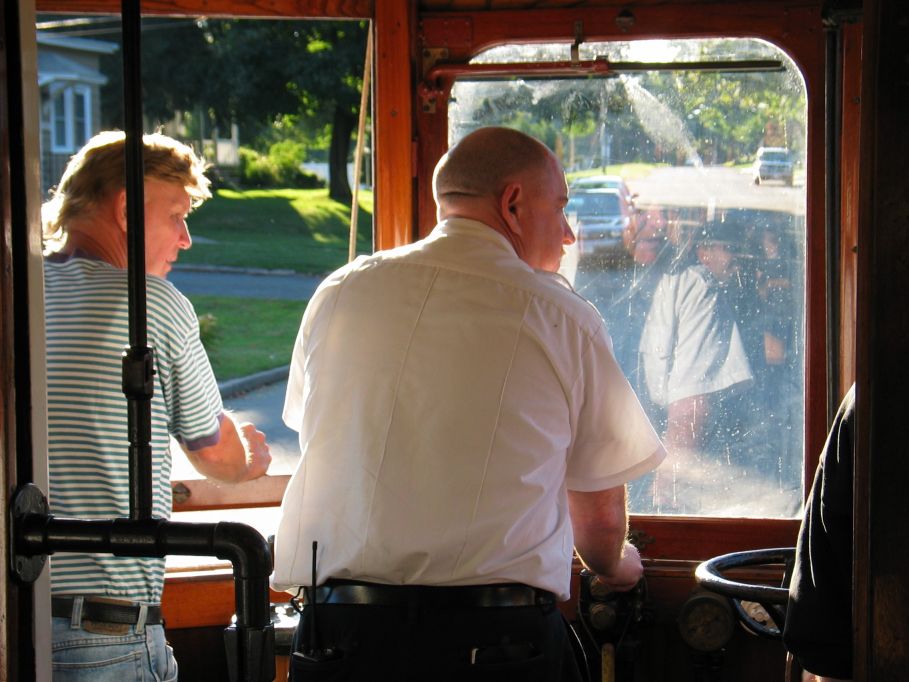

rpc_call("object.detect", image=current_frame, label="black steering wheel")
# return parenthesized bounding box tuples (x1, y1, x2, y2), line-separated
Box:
(694, 547, 795, 639)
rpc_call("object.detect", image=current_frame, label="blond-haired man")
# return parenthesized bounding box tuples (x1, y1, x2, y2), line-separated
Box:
(44, 131, 270, 680)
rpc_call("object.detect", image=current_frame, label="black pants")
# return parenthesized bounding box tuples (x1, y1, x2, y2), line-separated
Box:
(289, 594, 584, 681)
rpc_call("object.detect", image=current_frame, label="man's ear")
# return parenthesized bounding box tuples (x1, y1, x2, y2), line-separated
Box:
(499, 182, 523, 232)
(115, 189, 128, 233)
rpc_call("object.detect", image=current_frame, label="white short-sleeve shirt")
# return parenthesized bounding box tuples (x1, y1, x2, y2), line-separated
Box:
(272, 218, 665, 600)
(639, 263, 753, 407)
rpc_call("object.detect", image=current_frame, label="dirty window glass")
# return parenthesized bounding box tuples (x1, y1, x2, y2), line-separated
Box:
(449, 39, 807, 518)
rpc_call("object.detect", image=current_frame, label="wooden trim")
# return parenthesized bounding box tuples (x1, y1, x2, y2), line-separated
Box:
(373, 0, 415, 250)
(171, 474, 289, 512)
(630, 517, 800, 562)
(419, 3, 823, 63)
(35, 0, 373, 18)
(163, 569, 296, 629)
(855, 0, 909, 677)
(1, 4, 20, 676)
(838, 21, 861, 397)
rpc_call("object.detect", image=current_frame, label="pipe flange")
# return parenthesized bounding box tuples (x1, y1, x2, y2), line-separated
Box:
(10, 483, 48, 583)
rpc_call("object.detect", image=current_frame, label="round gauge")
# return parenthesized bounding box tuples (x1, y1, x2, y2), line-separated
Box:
(677, 591, 736, 652)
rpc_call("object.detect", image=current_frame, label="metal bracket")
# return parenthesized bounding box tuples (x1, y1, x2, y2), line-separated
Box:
(172, 481, 192, 505)
(420, 48, 450, 114)
(571, 20, 584, 64)
(10, 483, 49, 583)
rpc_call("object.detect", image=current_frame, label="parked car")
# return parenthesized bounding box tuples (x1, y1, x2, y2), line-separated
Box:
(569, 174, 638, 207)
(566, 188, 637, 259)
(752, 146, 794, 185)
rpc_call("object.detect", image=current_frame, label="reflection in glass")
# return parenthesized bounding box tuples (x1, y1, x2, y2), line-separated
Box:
(450, 38, 806, 518)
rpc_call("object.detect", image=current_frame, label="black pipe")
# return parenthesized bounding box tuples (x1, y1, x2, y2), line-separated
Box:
(17, 515, 275, 681)
(824, 16, 843, 428)
(120, 0, 154, 520)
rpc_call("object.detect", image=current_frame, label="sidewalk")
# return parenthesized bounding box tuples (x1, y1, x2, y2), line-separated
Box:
(218, 364, 289, 400)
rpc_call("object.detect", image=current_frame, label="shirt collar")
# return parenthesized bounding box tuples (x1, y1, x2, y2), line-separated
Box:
(45, 248, 105, 265)
(432, 217, 519, 257)
(431, 217, 574, 290)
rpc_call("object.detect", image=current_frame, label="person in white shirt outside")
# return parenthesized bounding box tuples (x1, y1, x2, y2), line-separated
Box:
(43, 130, 271, 681)
(273, 126, 665, 681)
(638, 219, 754, 514)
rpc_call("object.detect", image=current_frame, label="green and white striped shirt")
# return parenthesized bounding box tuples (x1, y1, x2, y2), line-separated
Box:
(45, 255, 223, 603)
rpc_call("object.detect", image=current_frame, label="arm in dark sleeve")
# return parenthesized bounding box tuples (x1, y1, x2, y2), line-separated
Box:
(783, 384, 855, 679)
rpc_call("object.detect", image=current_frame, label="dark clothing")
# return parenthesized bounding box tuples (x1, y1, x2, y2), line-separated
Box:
(289, 580, 584, 682)
(783, 384, 854, 678)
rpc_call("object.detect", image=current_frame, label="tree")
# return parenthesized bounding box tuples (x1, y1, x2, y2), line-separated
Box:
(100, 17, 370, 202)
(196, 19, 369, 202)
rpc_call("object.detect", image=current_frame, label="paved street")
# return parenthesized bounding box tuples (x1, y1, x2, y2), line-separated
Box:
(170, 267, 324, 301)
(627, 165, 805, 215)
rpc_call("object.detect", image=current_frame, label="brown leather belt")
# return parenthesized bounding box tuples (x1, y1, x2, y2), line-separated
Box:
(304, 580, 556, 608)
(52, 596, 163, 625)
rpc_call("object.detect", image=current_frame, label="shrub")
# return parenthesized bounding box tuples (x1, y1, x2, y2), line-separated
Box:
(237, 144, 324, 189)
(197, 312, 219, 353)
(238, 147, 277, 188)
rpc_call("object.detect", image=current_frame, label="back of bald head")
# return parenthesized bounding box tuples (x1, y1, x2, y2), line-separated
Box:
(433, 127, 553, 204)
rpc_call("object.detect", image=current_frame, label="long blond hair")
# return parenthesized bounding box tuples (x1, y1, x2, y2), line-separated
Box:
(42, 130, 211, 252)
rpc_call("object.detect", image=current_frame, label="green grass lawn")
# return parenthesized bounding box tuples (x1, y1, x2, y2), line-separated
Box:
(190, 294, 306, 380)
(183, 187, 373, 274)
(178, 187, 373, 379)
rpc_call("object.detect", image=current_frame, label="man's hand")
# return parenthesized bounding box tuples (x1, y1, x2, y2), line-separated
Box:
(238, 422, 271, 481)
(183, 414, 272, 484)
(593, 541, 643, 592)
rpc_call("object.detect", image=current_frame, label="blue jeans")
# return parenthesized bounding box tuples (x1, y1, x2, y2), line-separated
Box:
(51, 617, 178, 681)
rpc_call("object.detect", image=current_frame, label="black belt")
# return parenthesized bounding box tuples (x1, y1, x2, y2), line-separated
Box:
(52, 596, 163, 625)
(303, 580, 556, 608)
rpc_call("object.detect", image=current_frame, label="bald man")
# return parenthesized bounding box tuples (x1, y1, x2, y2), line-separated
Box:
(273, 127, 665, 681)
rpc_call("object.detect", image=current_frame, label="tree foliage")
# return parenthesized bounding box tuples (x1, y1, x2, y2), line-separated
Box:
(451, 38, 806, 170)
(101, 17, 369, 202)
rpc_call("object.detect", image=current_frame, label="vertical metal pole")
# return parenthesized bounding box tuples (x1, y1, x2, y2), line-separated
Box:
(348, 22, 372, 263)
(824, 19, 843, 427)
(120, 0, 154, 519)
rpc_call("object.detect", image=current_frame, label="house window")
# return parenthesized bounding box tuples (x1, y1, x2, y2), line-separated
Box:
(51, 84, 92, 153)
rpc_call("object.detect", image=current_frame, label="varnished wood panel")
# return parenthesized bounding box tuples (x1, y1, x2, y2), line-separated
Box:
(838, 21, 861, 397)
(855, 0, 909, 678)
(631, 517, 799, 562)
(172, 474, 289, 512)
(1, 3, 20, 678)
(163, 569, 292, 628)
(374, 0, 416, 250)
(35, 0, 372, 18)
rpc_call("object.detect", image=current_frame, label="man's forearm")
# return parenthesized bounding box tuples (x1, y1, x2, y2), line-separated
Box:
(183, 413, 271, 483)
(569, 487, 629, 575)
